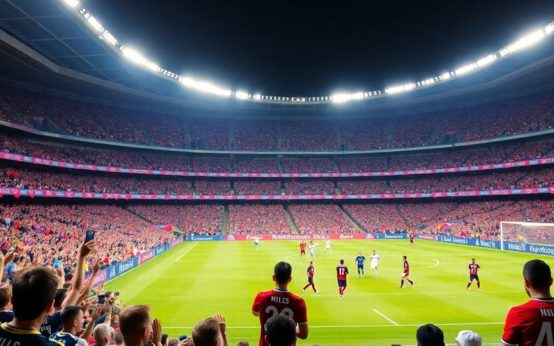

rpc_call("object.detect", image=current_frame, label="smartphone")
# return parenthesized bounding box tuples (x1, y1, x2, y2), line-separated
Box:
(98, 294, 106, 304)
(84, 230, 95, 243)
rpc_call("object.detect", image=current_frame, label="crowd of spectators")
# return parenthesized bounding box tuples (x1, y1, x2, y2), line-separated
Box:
(0, 203, 176, 270)
(288, 204, 359, 233)
(1, 133, 552, 175)
(2, 85, 553, 152)
(228, 204, 290, 234)
(2, 165, 550, 196)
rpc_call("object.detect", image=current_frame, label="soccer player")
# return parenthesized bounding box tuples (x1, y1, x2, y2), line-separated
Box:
(400, 256, 414, 288)
(299, 240, 307, 256)
(254, 236, 260, 250)
(337, 259, 349, 299)
(252, 262, 308, 346)
(502, 259, 554, 346)
(370, 250, 380, 276)
(307, 241, 316, 260)
(325, 238, 331, 253)
(467, 258, 481, 291)
(409, 232, 415, 247)
(302, 261, 317, 293)
(355, 252, 366, 277)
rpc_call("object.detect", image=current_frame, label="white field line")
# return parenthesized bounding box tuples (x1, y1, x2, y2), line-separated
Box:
(163, 321, 503, 329)
(174, 243, 198, 263)
(372, 309, 399, 326)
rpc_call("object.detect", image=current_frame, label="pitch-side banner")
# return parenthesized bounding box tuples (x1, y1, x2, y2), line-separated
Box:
(226, 233, 373, 241)
(0, 187, 551, 200)
(0, 151, 552, 179)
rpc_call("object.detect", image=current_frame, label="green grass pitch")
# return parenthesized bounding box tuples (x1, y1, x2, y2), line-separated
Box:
(105, 239, 552, 345)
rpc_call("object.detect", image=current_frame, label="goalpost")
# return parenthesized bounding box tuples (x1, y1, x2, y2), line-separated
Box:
(499, 221, 554, 251)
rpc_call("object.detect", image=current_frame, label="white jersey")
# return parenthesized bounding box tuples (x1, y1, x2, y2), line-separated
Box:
(254, 237, 260, 245)
(371, 254, 380, 266)
(308, 245, 315, 255)
(325, 240, 331, 248)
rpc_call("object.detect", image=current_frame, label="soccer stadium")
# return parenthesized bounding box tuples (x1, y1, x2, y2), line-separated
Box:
(0, 1, 553, 345)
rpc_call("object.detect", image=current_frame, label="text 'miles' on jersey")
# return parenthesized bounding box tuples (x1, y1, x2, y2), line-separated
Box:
(502, 298, 554, 346)
(469, 263, 480, 275)
(0, 323, 63, 346)
(336, 265, 349, 280)
(252, 289, 307, 346)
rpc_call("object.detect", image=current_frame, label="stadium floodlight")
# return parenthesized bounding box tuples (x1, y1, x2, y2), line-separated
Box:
(63, 0, 79, 8)
(546, 23, 554, 35)
(331, 93, 350, 103)
(499, 29, 546, 57)
(145, 61, 160, 73)
(235, 91, 249, 100)
(179, 76, 231, 97)
(454, 63, 477, 76)
(439, 72, 452, 80)
(476, 54, 497, 68)
(101, 31, 118, 46)
(85, 14, 103, 33)
(253, 94, 261, 100)
(385, 83, 416, 95)
(121, 47, 147, 66)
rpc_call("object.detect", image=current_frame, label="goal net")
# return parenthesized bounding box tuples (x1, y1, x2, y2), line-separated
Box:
(500, 221, 554, 251)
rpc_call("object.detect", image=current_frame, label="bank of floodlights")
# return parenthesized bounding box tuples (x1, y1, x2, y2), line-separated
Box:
(60, 0, 554, 105)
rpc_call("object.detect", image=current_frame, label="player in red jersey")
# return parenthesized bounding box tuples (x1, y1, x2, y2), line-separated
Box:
(252, 262, 308, 346)
(400, 256, 414, 288)
(502, 259, 554, 346)
(302, 261, 317, 293)
(336, 259, 349, 299)
(467, 258, 481, 291)
(300, 241, 307, 256)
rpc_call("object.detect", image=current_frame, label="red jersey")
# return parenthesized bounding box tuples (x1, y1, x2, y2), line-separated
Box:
(336, 265, 349, 280)
(300, 242, 306, 251)
(469, 263, 480, 275)
(252, 289, 308, 346)
(307, 265, 314, 278)
(403, 260, 410, 274)
(502, 298, 554, 346)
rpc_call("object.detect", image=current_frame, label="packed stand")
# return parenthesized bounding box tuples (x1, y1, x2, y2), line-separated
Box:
(228, 204, 291, 234)
(288, 204, 358, 233)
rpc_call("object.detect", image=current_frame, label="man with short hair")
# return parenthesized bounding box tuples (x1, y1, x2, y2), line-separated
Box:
(192, 314, 228, 346)
(265, 315, 296, 346)
(50, 305, 88, 346)
(501, 259, 554, 346)
(93, 324, 113, 346)
(119, 305, 162, 346)
(252, 262, 308, 346)
(416, 324, 445, 346)
(0, 267, 64, 345)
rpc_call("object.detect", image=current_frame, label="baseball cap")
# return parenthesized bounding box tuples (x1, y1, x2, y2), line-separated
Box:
(455, 330, 482, 346)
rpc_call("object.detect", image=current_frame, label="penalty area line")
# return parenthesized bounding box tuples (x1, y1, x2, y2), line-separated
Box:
(372, 309, 399, 326)
(164, 321, 503, 329)
(174, 243, 198, 263)
(427, 259, 440, 268)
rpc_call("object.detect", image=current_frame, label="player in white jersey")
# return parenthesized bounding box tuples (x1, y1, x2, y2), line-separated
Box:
(308, 241, 317, 260)
(325, 238, 331, 253)
(370, 249, 380, 275)
(254, 236, 260, 250)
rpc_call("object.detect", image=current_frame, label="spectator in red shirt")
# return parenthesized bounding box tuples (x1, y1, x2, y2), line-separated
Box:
(502, 259, 554, 346)
(252, 262, 308, 346)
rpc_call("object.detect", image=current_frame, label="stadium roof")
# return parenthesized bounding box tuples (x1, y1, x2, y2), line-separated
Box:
(1, 0, 554, 111)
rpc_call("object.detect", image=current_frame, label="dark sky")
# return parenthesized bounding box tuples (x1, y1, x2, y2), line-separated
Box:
(87, 0, 554, 96)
